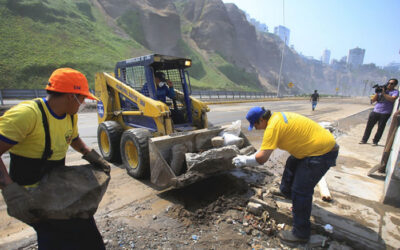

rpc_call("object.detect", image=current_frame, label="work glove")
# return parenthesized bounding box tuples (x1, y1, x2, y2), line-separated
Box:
(232, 154, 259, 168)
(2, 182, 40, 224)
(82, 149, 111, 174)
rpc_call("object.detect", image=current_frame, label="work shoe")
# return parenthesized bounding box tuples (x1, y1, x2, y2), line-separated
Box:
(278, 230, 309, 247)
(359, 140, 367, 144)
(372, 142, 378, 146)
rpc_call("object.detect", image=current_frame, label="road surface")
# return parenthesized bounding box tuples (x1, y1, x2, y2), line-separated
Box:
(0, 97, 373, 248)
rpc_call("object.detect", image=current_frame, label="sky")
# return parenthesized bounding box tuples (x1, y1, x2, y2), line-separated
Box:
(222, 0, 400, 67)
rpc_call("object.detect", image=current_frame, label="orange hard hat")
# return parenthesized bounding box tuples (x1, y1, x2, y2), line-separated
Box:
(46, 68, 99, 101)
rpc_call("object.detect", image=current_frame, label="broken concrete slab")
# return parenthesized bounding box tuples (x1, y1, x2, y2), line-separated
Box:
(239, 145, 257, 155)
(170, 144, 187, 176)
(185, 145, 239, 173)
(26, 164, 109, 221)
(307, 234, 328, 248)
(247, 202, 263, 216)
(221, 133, 244, 148)
(211, 136, 224, 148)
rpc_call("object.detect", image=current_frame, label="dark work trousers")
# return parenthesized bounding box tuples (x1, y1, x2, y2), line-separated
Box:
(361, 111, 391, 144)
(279, 148, 339, 239)
(31, 216, 105, 250)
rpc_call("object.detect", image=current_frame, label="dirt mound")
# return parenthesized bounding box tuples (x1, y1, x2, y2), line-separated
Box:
(167, 195, 248, 226)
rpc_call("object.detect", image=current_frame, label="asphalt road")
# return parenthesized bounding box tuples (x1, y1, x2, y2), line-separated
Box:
(1, 97, 371, 166)
(76, 97, 372, 150)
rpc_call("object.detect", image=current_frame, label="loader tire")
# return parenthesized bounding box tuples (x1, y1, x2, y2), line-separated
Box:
(120, 128, 151, 179)
(97, 121, 123, 163)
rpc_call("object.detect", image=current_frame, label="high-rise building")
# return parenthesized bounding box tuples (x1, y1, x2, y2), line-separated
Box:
(274, 25, 290, 45)
(384, 62, 400, 72)
(245, 13, 268, 33)
(321, 49, 331, 64)
(347, 47, 365, 67)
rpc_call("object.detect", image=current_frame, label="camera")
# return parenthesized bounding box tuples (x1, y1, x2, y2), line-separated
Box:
(372, 84, 387, 93)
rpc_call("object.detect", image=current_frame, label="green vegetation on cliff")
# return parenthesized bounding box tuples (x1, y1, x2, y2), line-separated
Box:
(0, 0, 260, 92)
(0, 0, 143, 89)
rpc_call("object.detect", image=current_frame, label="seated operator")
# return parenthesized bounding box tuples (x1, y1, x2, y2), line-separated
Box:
(141, 71, 175, 103)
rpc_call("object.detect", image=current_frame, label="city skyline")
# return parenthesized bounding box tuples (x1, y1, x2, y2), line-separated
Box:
(222, 0, 400, 67)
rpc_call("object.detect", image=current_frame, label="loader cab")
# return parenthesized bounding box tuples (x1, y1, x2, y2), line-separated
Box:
(114, 54, 194, 131)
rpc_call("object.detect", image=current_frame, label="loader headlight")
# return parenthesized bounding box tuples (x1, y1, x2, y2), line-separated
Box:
(185, 60, 191, 67)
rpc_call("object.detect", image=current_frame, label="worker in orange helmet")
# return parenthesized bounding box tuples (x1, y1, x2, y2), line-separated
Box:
(0, 68, 109, 249)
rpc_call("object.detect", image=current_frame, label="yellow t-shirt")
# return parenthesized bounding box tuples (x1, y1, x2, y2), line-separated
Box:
(0, 98, 78, 160)
(260, 112, 335, 159)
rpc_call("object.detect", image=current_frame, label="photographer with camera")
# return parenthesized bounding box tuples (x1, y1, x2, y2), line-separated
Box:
(360, 78, 399, 146)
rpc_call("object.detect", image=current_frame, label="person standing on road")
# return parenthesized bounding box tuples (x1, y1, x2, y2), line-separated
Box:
(0, 68, 108, 249)
(359, 78, 399, 146)
(232, 107, 339, 246)
(310, 90, 319, 111)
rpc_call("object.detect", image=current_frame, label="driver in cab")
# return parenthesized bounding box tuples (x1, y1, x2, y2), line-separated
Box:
(154, 71, 175, 103)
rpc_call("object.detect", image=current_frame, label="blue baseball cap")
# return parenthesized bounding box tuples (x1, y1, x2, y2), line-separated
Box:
(246, 107, 265, 131)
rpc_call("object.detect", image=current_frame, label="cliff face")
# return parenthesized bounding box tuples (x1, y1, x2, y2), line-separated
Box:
(98, 0, 183, 56)
(94, 0, 398, 94)
(2, 0, 394, 92)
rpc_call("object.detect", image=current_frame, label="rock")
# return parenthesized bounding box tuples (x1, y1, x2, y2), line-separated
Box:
(308, 234, 328, 248)
(211, 136, 224, 147)
(239, 145, 257, 155)
(328, 240, 353, 250)
(251, 229, 261, 237)
(255, 188, 263, 198)
(185, 145, 239, 172)
(221, 133, 244, 148)
(277, 223, 285, 230)
(247, 202, 263, 216)
(170, 144, 188, 176)
(23, 164, 110, 221)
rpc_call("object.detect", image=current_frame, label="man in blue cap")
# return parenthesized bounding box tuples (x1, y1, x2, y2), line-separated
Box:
(233, 107, 339, 246)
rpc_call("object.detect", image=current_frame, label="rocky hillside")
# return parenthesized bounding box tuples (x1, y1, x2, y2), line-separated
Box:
(1, 0, 398, 94)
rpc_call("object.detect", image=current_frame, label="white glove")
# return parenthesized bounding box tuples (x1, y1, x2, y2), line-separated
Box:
(232, 154, 259, 167)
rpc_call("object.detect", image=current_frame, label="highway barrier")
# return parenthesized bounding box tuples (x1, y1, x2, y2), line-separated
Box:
(0, 89, 280, 105)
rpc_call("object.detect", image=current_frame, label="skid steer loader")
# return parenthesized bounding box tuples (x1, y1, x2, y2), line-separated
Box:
(95, 54, 253, 189)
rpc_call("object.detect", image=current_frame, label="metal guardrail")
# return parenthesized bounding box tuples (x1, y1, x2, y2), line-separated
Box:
(0, 89, 279, 105)
(190, 90, 277, 100)
(0, 89, 48, 105)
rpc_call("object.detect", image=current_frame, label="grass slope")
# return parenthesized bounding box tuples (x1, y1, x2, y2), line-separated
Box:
(0, 0, 262, 92)
(0, 0, 143, 89)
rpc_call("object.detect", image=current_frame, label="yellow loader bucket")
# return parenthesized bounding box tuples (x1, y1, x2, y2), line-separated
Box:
(148, 125, 253, 189)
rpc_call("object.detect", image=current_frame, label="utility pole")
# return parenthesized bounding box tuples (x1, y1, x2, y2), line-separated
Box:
(276, 38, 286, 97)
(276, 0, 285, 98)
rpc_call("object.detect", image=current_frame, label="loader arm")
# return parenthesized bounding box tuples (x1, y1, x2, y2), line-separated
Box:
(95, 72, 174, 135)
(174, 90, 210, 128)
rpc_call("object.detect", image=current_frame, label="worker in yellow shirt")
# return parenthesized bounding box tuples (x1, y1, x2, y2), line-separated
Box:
(233, 107, 339, 246)
(0, 68, 109, 250)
